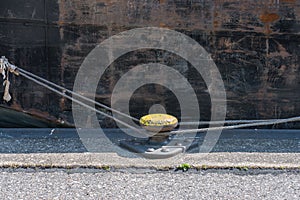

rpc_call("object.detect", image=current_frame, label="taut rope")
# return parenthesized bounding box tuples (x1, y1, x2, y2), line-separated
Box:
(2, 56, 300, 134)
(18, 68, 140, 123)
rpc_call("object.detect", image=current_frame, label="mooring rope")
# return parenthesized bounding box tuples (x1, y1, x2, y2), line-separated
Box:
(18, 71, 149, 136)
(179, 119, 274, 126)
(2, 56, 300, 135)
(20, 68, 300, 134)
(18, 68, 140, 123)
(172, 116, 300, 134)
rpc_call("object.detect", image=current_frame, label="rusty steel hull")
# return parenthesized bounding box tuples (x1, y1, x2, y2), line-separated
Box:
(0, 0, 299, 127)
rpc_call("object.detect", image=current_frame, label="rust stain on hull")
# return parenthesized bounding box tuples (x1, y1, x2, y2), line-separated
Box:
(260, 13, 280, 23)
(0, 0, 300, 126)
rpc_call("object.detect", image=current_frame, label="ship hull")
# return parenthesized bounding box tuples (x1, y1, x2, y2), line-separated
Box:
(0, 0, 299, 127)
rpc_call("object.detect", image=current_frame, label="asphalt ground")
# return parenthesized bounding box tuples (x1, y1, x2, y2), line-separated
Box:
(0, 168, 299, 199)
(0, 128, 299, 199)
(0, 128, 299, 154)
(0, 128, 299, 169)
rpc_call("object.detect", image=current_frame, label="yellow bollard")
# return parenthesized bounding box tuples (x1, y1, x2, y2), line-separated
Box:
(139, 113, 178, 132)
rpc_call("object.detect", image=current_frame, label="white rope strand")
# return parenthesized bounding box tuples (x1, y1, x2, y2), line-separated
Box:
(18, 70, 300, 135)
(18, 68, 140, 123)
(18, 71, 147, 136)
(179, 119, 274, 126)
(2, 56, 299, 136)
(171, 116, 300, 134)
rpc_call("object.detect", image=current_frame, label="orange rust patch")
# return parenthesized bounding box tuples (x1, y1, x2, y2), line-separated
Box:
(27, 109, 57, 121)
(10, 103, 23, 111)
(159, 22, 169, 28)
(281, 0, 296, 3)
(59, 97, 66, 111)
(260, 13, 280, 23)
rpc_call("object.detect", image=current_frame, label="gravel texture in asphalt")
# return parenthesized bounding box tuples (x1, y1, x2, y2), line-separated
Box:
(0, 169, 299, 199)
(0, 128, 299, 154)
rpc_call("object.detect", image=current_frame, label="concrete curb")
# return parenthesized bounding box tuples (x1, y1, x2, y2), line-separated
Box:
(0, 152, 299, 170)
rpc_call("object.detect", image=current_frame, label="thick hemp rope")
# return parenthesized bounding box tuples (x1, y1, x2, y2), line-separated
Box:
(18, 68, 140, 123)
(18, 71, 149, 136)
(2, 56, 300, 135)
(19, 68, 300, 134)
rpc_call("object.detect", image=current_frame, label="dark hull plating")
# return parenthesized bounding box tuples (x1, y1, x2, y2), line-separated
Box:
(0, 0, 299, 127)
